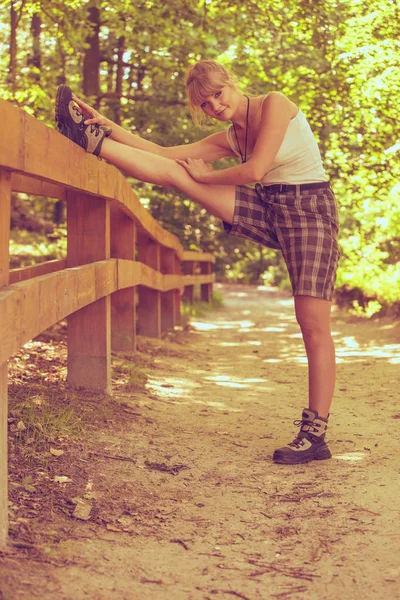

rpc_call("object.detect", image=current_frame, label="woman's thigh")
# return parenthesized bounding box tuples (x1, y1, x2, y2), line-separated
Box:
(172, 170, 236, 224)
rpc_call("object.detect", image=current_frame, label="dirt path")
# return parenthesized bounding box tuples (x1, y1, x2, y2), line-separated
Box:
(1, 283, 400, 600)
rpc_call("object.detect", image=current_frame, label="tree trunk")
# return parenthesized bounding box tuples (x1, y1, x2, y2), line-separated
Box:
(54, 201, 66, 225)
(114, 36, 125, 125)
(83, 4, 101, 100)
(8, 2, 17, 93)
(28, 13, 42, 83)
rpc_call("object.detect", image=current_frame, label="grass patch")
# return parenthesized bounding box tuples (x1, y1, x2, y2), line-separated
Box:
(9, 388, 82, 462)
(181, 290, 224, 323)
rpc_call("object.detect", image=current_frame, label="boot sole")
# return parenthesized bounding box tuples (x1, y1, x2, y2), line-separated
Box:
(273, 446, 332, 465)
(55, 84, 73, 125)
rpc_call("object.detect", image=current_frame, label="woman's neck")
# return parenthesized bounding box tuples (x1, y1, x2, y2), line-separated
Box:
(231, 94, 250, 129)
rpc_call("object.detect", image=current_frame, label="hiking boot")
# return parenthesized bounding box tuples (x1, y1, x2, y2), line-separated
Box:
(273, 408, 332, 464)
(55, 84, 110, 157)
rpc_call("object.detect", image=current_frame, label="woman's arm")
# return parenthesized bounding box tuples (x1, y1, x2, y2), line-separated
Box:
(72, 95, 233, 162)
(179, 92, 297, 185)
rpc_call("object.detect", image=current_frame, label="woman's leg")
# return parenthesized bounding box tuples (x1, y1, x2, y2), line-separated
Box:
(294, 295, 335, 418)
(272, 294, 335, 464)
(101, 138, 235, 224)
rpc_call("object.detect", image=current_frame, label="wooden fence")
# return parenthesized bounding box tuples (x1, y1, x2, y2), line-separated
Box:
(0, 99, 215, 548)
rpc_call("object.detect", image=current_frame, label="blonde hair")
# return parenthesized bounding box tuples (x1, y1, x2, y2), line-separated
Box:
(185, 60, 238, 126)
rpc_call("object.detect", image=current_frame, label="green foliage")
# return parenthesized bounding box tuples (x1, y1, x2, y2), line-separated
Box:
(10, 227, 66, 267)
(1, 0, 399, 307)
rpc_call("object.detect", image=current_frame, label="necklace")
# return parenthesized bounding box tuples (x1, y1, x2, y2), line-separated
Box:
(232, 95, 250, 164)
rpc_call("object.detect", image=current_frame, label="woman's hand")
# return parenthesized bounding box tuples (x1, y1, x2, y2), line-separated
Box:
(72, 94, 110, 127)
(175, 157, 214, 182)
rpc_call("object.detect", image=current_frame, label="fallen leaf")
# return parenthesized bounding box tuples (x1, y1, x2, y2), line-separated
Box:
(73, 500, 92, 521)
(106, 524, 123, 532)
(50, 448, 64, 457)
(54, 476, 72, 483)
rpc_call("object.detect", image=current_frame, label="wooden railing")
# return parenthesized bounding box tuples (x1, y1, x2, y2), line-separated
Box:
(0, 99, 215, 548)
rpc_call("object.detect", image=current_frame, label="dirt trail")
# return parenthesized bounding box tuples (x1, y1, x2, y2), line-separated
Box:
(1, 283, 400, 600)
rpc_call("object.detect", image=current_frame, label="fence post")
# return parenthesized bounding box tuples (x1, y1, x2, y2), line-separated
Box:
(137, 237, 161, 338)
(175, 254, 181, 326)
(110, 205, 137, 352)
(66, 192, 111, 393)
(201, 261, 212, 303)
(161, 249, 178, 332)
(183, 260, 195, 303)
(0, 169, 11, 548)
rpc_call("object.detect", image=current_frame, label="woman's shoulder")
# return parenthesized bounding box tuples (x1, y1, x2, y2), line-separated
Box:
(257, 91, 298, 118)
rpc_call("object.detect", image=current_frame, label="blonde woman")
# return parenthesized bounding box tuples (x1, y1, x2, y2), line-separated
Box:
(55, 60, 340, 464)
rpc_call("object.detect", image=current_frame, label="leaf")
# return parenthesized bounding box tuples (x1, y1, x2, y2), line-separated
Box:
(54, 476, 72, 483)
(50, 448, 64, 457)
(23, 485, 36, 493)
(83, 491, 97, 500)
(73, 500, 92, 521)
(106, 524, 123, 532)
(17, 421, 26, 431)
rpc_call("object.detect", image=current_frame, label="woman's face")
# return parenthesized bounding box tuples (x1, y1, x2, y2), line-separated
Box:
(199, 84, 238, 121)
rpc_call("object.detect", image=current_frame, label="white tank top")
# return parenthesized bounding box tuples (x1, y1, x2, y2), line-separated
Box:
(226, 104, 328, 184)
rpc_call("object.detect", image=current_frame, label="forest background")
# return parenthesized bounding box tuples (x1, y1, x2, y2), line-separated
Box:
(1, 0, 399, 315)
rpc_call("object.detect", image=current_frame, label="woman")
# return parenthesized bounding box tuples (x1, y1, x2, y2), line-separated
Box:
(55, 60, 340, 465)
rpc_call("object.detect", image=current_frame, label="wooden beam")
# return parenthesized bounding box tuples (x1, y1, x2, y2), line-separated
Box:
(0, 261, 213, 365)
(0, 99, 184, 260)
(183, 250, 215, 263)
(67, 192, 111, 393)
(0, 169, 11, 549)
(11, 173, 67, 200)
(9, 259, 66, 284)
(111, 206, 137, 352)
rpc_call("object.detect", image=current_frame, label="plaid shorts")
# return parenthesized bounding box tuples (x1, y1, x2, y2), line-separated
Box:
(223, 182, 340, 301)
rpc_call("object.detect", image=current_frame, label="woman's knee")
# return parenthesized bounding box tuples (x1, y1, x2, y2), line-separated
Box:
(297, 317, 330, 345)
(294, 296, 332, 343)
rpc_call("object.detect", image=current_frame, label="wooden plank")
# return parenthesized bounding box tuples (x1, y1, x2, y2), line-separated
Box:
(137, 240, 161, 338)
(0, 102, 22, 171)
(0, 363, 7, 550)
(0, 99, 184, 260)
(0, 170, 11, 286)
(0, 262, 214, 364)
(0, 169, 11, 549)
(11, 173, 67, 200)
(0, 262, 121, 365)
(9, 259, 67, 284)
(111, 207, 137, 352)
(67, 192, 111, 393)
(183, 250, 215, 263)
(116, 260, 142, 290)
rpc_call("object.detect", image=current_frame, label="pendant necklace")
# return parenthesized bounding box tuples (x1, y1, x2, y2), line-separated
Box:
(232, 95, 250, 164)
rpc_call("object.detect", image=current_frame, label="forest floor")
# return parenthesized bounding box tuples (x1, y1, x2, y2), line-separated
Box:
(0, 283, 400, 600)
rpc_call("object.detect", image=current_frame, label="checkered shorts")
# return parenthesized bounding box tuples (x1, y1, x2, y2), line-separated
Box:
(224, 182, 340, 301)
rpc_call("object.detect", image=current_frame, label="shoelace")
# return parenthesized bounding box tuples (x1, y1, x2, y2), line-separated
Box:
(89, 124, 101, 137)
(72, 104, 99, 132)
(71, 105, 87, 132)
(288, 418, 321, 448)
(72, 102, 103, 159)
